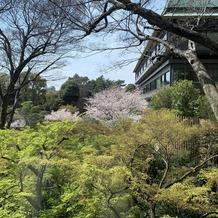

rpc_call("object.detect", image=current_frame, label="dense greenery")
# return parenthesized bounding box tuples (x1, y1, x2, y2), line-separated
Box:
(0, 109, 218, 217)
(59, 74, 125, 112)
(151, 80, 215, 120)
(3, 74, 126, 127)
(1, 74, 217, 217)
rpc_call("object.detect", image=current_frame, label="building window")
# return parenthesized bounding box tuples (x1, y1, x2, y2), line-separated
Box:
(143, 88, 146, 94)
(145, 84, 151, 92)
(156, 77, 161, 88)
(207, 32, 218, 40)
(142, 71, 171, 94)
(161, 74, 165, 85)
(165, 71, 170, 85)
(206, 64, 218, 82)
(150, 80, 156, 91)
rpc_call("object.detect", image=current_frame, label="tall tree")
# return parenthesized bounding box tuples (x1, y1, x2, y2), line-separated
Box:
(64, 74, 92, 112)
(59, 74, 125, 112)
(0, 0, 85, 128)
(59, 79, 80, 106)
(0, 120, 78, 217)
(19, 73, 47, 107)
(89, 75, 125, 94)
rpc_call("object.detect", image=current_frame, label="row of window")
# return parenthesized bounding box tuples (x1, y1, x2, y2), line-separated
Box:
(135, 42, 166, 80)
(172, 63, 218, 82)
(142, 71, 170, 94)
(205, 32, 218, 40)
(142, 63, 218, 94)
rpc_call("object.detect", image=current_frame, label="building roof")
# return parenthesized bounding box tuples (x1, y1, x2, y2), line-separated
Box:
(165, 0, 218, 8)
(133, 0, 218, 74)
(163, 0, 218, 17)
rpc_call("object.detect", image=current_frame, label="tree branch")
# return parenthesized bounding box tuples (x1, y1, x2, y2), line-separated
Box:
(201, 212, 218, 218)
(165, 154, 218, 188)
(27, 165, 39, 176)
(159, 157, 169, 189)
(25, 196, 40, 211)
(117, 0, 218, 52)
(1, 156, 16, 163)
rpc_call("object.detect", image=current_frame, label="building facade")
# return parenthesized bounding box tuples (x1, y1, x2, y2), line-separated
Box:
(134, 0, 218, 99)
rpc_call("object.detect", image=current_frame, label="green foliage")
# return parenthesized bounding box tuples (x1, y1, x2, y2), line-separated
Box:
(58, 74, 125, 112)
(125, 84, 136, 92)
(197, 95, 216, 120)
(59, 80, 80, 105)
(19, 73, 47, 107)
(89, 75, 125, 94)
(151, 80, 214, 118)
(158, 168, 218, 217)
(18, 101, 46, 127)
(45, 90, 62, 112)
(109, 109, 218, 217)
(0, 121, 77, 217)
(170, 80, 200, 116)
(1, 109, 218, 217)
(150, 85, 172, 109)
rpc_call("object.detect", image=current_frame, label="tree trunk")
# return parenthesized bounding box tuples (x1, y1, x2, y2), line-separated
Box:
(149, 203, 156, 218)
(36, 166, 46, 211)
(106, 192, 122, 218)
(184, 41, 218, 122)
(0, 94, 10, 129)
(7, 89, 20, 128)
(27, 164, 46, 213)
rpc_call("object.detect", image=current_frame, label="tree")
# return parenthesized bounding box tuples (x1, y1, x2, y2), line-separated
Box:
(110, 109, 218, 217)
(0, 0, 86, 129)
(151, 80, 214, 118)
(1, 109, 218, 217)
(85, 86, 148, 121)
(89, 75, 125, 94)
(19, 73, 47, 107)
(44, 109, 79, 122)
(125, 83, 136, 92)
(18, 101, 46, 127)
(59, 74, 126, 112)
(150, 85, 173, 110)
(59, 80, 80, 106)
(45, 89, 62, 112)
(0, 120, 78, 217)
(60, 74, 91, 112)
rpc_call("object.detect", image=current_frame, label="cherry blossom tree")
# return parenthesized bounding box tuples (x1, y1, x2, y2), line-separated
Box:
(44, 109, 79, 122)
(85, 87, 148, 121)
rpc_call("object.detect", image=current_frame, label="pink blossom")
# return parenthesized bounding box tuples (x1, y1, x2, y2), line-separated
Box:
(85, 87, 147, 121)
(44, 109, 79, 122)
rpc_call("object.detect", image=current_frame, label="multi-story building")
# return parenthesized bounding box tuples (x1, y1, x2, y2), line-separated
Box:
(134, 0, 218, 99)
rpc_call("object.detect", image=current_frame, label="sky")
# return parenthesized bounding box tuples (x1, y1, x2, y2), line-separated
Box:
(46, 51, 136, 90)
(46, 0, 166, 90)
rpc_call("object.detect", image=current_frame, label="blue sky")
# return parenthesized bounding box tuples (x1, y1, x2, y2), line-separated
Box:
(46, 0, 166, 90)
(47, 51, 136, 90)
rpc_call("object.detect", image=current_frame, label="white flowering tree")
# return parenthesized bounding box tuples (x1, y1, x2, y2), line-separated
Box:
(44, 109, 79, 122)
(85, 87, 147, 121)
